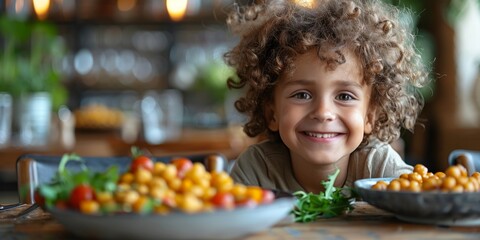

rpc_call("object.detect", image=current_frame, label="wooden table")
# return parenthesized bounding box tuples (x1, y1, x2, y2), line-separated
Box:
(1, 202, 480, 239)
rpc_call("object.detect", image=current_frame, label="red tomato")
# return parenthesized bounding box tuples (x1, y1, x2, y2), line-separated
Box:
(171, 157, 193, 178)
(34, 189, 45, 209)
(130, 155, 154, 173)
(261, 189, 275, 204)
(211, 192, 234, 209)
(235, 198, 257, 208)
(69, 184, 95, 210)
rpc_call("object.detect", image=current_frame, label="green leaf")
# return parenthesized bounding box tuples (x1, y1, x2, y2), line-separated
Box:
(323, 168, 339, 199)
(58, 153, 83, 178)
(90, 166, 120, 192)
(292, 169, 356, 223)
(130, 146, 143, 158)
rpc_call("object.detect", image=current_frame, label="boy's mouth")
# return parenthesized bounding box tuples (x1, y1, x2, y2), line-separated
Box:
(303, 131, 338, 138)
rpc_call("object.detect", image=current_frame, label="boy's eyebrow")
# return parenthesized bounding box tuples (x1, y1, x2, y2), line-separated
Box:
(283, 78, 365, 89)
(335, 80, 364, 89)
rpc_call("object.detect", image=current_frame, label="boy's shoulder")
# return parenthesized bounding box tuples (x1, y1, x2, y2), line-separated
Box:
(353, 139, 401, 163)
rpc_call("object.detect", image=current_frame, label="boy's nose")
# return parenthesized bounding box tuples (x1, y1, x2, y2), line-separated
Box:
(310, 100, 336, 122)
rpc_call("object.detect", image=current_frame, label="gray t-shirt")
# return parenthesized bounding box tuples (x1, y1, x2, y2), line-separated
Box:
(230, 140, 413, 192)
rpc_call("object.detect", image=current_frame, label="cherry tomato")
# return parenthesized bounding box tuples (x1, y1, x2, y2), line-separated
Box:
(130, 155, 154, 173)
(235, 198, 257, 208)
(69, 184, 95, 210)
(171, 158, 193, 178)
(211, 192, 234, 209)
(34, 189, 45, 209)
(261, 189, 275, 204)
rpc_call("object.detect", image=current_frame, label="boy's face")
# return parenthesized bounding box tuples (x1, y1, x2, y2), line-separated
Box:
(267, 48, 374, 167)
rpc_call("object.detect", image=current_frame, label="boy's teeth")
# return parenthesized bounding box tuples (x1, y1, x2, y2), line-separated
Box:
(305, 132, 336, 138)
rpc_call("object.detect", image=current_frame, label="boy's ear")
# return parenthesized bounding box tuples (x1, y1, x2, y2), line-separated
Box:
(364, 107, 376, 134)
(265, 103, 279, 131)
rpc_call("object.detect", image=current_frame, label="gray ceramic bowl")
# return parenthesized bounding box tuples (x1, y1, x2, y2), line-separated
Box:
(354, 178, 480, 226)
(48, 191, 295, 239)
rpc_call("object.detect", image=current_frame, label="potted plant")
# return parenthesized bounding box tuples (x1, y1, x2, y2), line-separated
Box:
(0, 15, 67, 146)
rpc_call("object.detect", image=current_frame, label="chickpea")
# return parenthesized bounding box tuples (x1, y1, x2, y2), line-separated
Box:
(387, 180, 401, 191)
(149, 177, 167, 189)
(371, 165, 480, 194)
(80, 200, 100, 214)
(150, 187, 167, 200)
(445, 166, 462, 178)
(399, 173, 409, 180)
(211, 172, 234, 192)
(434, 172, 446, 179)
(136, 183, 149, 195)
(463, 181, 476, 192)
(162, 165, 177, 181)
(153, 162, 167, 176)
(425, 172, 435, 178)
(457, 176, 469, 186)
(414, 164, 428, 176)
(168, 178, 182, 191)
(135, 168, 153, 184)
(123, 190, 140, 205)
(407, 180, 421, 192)
(422, 178, 440, 191)
(470, 177, 480, 191)
(408, 172, 423, 183)
(246, 186, 264, 203)
(441, 176, 457, 190)
(178, 193, 203, 213)
(196, 178, 211, 189)
(180, 179, 194, 193)
(472, 172, 480, 180)
(185, 163, 207, 183)
(189, 185, 205, 198)
(119, 172, 134, 184)
(371, 181, 388, 190)
(451, 185, 464, 193)
(395, 178, 409, 190)
(231, 184, 248, 200)
(95, 191, 113, 204)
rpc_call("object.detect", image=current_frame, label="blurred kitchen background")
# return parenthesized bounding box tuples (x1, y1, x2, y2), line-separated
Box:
(1, 0, 480, 203)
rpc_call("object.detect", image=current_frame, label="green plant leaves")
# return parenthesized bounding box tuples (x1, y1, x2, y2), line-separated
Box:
(292, 169, 357, 223)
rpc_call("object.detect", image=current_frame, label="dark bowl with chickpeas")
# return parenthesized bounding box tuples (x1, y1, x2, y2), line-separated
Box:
(354, 163, 480, 226)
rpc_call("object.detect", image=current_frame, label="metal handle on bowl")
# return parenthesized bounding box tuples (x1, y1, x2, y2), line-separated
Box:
(454, 153, 476, 176)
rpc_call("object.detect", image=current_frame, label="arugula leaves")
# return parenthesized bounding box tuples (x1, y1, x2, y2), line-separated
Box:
(292, 169, 357, 222)
(37, 154, 120, 209)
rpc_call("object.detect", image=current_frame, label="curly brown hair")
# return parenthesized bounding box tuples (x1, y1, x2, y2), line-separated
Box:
(224, 0, 429, 146)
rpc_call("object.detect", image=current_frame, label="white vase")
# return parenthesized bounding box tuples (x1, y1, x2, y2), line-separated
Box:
(17, 92, 52, 146)
(0, 92, 13, 146)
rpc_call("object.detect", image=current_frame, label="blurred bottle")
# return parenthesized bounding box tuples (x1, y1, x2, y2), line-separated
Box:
(58, 105, 75, 149)
(0, 93, 13, 147)
(141, 92, 166, 144)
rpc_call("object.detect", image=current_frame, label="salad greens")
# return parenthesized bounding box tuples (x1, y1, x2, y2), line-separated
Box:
(37, 154, 120, 209)
(292, 169, 357, 222)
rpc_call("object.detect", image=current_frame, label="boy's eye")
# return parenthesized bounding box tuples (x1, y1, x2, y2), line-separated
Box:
(292, 92, 311, 100)
(336, 93, 354, 101)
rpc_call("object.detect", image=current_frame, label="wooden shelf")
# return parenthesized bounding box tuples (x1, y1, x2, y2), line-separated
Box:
(0, 127, 257, 180)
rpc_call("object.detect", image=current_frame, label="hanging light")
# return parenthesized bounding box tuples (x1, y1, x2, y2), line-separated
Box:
(33, 0, 50, 20)
(166, 0, 188, 22)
